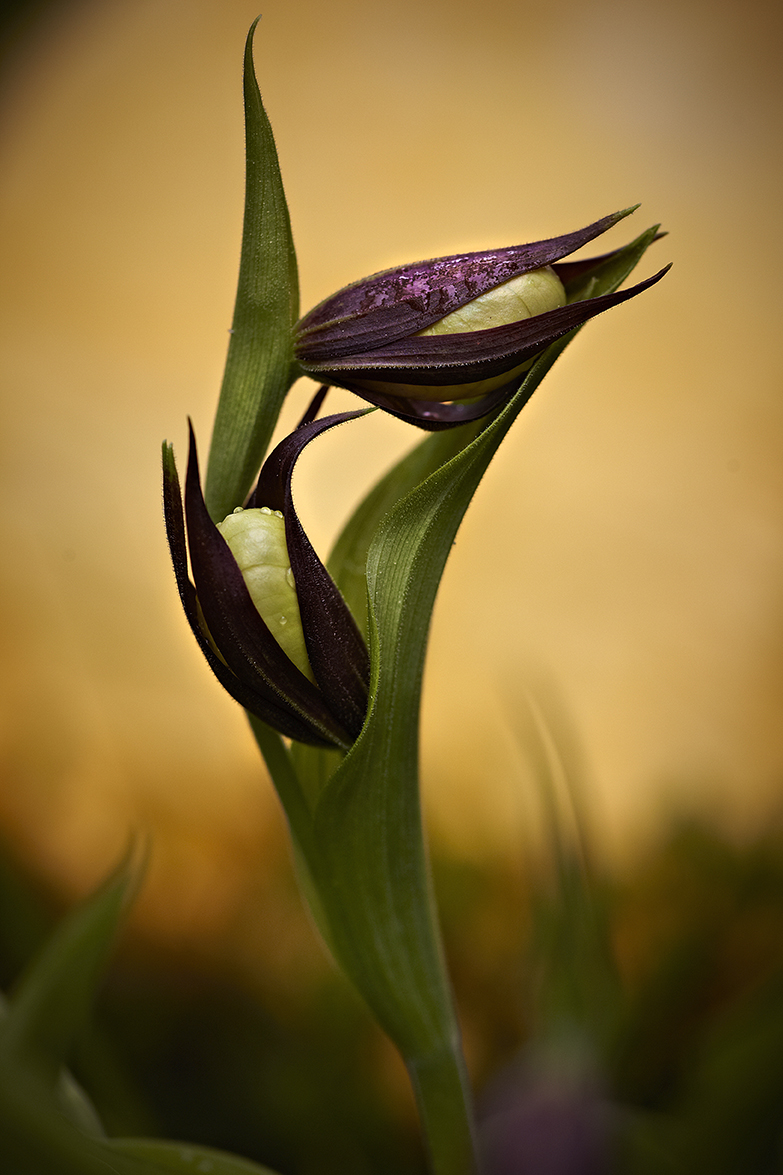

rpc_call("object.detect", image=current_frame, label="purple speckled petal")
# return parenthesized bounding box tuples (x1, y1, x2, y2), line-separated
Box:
(295, 209, 635, 362)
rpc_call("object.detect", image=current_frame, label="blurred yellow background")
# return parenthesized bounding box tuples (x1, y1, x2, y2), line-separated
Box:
(0, 0, 781, 953)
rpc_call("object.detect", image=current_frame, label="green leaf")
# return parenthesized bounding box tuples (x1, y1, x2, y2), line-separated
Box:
(109, 1138, 282, 1175)
(0, 844, 144, 1084)
(3, 989, 116, 1143)
(0, 1082, 201, 1175)
(327, 423, 483, 640)
(311, 365, 552, 1042)
(311, 227, 660, 1047)
(0, 1088, 167, 1175)
(287, 425, 484, 807)
(204, 18, 300, 522)
(55, 1068, 106, 1138)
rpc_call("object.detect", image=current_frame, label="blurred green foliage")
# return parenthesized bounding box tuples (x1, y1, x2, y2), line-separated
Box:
(2, 818, 783, 1173)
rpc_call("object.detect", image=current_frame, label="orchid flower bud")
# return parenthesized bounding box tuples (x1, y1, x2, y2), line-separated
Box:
(163, 398, 370, 749)
(294, 208, 669, 429)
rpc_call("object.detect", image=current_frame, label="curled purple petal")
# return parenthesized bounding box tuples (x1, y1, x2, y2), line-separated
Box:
(344, 380, 519, 431)
(249, 403, 371, 738)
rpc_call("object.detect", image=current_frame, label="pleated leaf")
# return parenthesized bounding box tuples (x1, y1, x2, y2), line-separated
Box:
(305, 225, 662, 1057)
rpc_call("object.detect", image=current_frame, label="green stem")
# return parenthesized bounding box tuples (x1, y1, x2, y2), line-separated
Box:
(246, 716, 315, 857)
(250, 717, 479, 1174)
(409, 1045, 479, 1175)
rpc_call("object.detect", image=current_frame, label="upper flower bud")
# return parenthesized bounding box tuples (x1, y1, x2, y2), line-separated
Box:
(163, 398, 370, 749)
(294, 209, 669, 428)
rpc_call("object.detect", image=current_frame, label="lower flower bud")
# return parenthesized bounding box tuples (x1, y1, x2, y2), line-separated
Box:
(217, 506, 314, 680)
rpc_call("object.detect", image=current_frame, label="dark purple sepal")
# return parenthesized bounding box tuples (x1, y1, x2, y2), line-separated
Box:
(303, 266, 670, 385)
(553, 230, 667, 295)
(341, 380, 520, 431)
(182, 426, 355, 749)
(294, 209, 636, 363)
(162, 443, 341, 745)
(305, 266, 669, 430)
(248, 406, 371, 739)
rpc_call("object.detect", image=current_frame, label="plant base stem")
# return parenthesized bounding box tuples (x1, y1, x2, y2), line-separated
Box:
(408, 1042, 479, 1175)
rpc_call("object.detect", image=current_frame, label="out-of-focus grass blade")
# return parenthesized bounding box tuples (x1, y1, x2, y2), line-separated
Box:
(0, 849, 283, 1173)
(1, 988, 105, 1136)
(0, 844, 144, 1084)
(205, 18, 300, 521)
(110, 1138, 283, 1174)
(512, 696, 622, 1050)
(668, 973, 783, 1173)
(0, 1084, 167, 1175)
